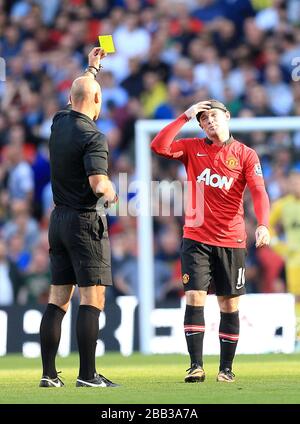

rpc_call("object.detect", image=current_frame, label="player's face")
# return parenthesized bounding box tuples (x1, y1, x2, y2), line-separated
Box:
(199, 109, 230, 137)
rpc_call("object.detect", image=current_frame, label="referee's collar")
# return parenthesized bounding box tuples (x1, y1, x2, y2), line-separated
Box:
(70, 109, 97, 127)
(205, 134, 234, 146)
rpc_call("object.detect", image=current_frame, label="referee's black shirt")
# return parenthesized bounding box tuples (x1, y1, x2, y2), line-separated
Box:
(49, 106, 108, 211)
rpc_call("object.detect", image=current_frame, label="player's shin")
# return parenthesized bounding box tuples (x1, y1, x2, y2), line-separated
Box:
(184, 305, 205, 367)
(219, 311, 239, 371)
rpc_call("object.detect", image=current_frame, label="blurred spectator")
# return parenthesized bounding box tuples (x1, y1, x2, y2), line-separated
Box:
(192, 0, 225, 22)
(114, 12, 151, 59)
(19, 246, 50, 304)
(270, 170, 300, 299)
(141, 71, 167, 117)
(255, 0, 281, 31)
(141, 36, 171, 83)
(7, 232, 31, 272)
(33, 0, 60, 25)
(1, 199, 40, 251)
(0, 237, 25, 306)
(41, 181, 53, 219)
(287, 0, 300, 24)
(100, 71, 129, 117)
(3, 136, 34, 202)
(31, 142, 50, 218)
(280, 32, 300, 74)
(170, 57, 195, 100)
(245, 84, 273, 116)
(121, 57, 143, 98)
(1, 24, 22, 59)
(222, 0, 255, 35)
(156, 227, 180, 263)
(264, 64, 293, 115)
(154, 81, 182, 119)
(39, 98, 60, 140)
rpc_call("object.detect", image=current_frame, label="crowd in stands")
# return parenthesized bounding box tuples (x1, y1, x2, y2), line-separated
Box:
(1, 0, 300, 306)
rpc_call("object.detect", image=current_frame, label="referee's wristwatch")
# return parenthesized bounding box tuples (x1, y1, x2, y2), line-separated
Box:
(85, 65, 102, 79)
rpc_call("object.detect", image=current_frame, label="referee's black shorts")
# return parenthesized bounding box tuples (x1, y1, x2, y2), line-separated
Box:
(181, 238, 246, 296)
(49, 206, 112, 287)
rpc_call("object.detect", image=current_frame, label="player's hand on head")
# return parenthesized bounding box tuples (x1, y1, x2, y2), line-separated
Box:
(184, 101, 212, 120)
(88, 47, 107, 69)
(255, 225, 270, 248)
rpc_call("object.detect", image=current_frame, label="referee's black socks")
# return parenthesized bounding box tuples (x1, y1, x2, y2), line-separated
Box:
(76, 305, 101, 380)
(184, 305, 205, 367)
(40, 303, 66, 378)
(219, 311, 239, 371)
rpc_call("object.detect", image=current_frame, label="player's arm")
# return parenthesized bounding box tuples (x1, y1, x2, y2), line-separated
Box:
(248, 185, 270, 247)
(150, 101, 211, 159)
(244, 149, 270, 247)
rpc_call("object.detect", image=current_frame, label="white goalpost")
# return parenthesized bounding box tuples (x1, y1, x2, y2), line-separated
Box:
(135, 116, 300, 354)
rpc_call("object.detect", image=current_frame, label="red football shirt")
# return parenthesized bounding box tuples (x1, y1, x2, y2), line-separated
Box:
(151, 114, 267, 248)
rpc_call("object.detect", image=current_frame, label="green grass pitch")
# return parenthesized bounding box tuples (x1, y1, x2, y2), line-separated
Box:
(0, 353, 300, 404)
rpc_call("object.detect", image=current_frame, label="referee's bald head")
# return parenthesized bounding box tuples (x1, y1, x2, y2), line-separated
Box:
(70, 77, 102, 120)
(71, 77, 101, 104)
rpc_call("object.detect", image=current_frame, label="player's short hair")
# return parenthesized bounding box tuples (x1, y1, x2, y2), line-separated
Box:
(196, 99, 228, 122)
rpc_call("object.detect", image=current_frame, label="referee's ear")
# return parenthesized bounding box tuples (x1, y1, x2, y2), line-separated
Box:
(94, 91, 101, 104)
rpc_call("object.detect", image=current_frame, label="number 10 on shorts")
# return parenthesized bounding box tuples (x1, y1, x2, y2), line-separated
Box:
(236, 267, 245, 289)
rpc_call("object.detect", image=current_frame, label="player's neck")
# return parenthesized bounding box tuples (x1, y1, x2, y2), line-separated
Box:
(210, 130, 231, 146)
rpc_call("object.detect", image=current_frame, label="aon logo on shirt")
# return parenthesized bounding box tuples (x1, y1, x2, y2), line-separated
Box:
(197, 168, 233, 190)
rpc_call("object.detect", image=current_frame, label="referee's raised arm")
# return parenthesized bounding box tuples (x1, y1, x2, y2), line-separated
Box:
(39, 48, 119, 389)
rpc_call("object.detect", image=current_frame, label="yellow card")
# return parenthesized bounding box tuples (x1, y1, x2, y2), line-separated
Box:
(98, 35, 115, 53)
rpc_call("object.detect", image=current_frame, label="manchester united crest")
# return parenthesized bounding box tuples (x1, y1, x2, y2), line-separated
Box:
(226, 156, 238, 169)
(182, 274, 190, 284)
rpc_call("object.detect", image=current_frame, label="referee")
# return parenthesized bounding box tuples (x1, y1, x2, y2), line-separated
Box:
(39, 48, 118, 388)
(151, 99, 270, 383)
